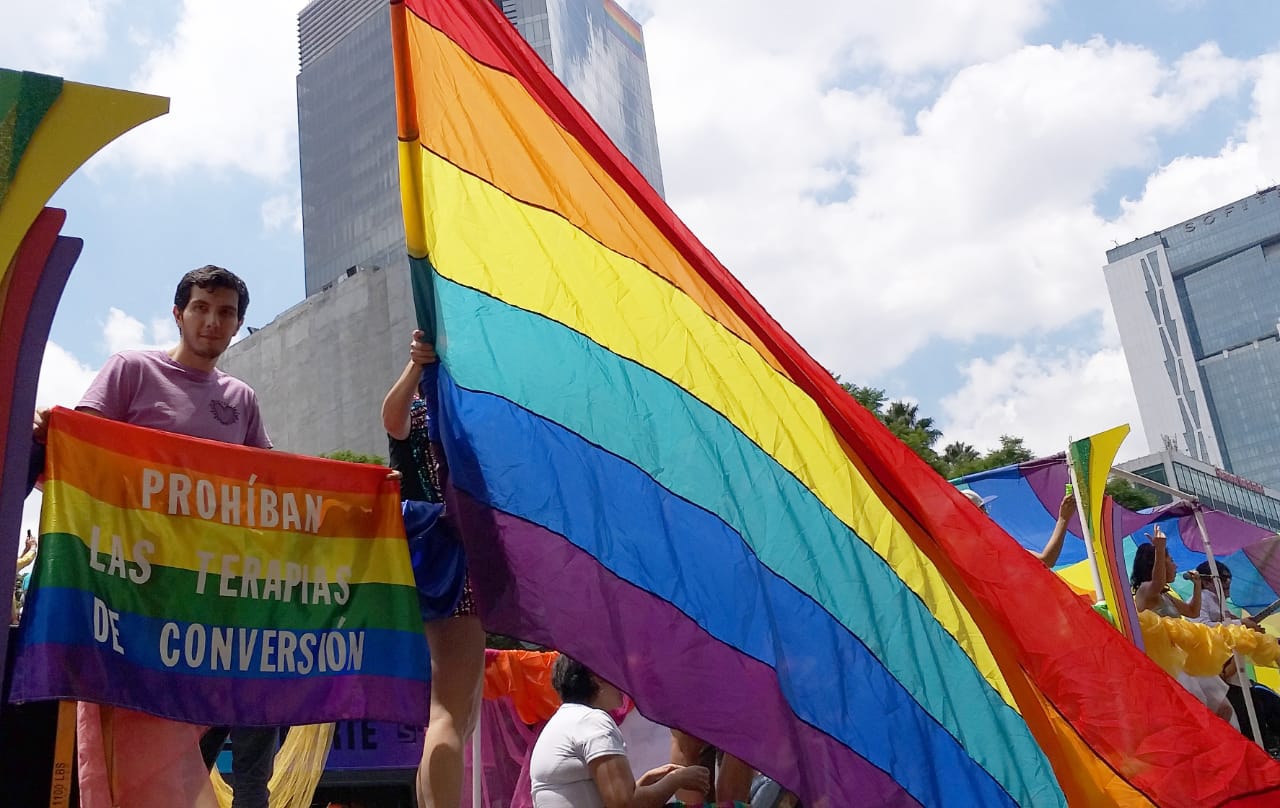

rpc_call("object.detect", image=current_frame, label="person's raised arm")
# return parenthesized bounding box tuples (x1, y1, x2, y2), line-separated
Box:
(1175, 569, 1203, 618)
(590, 756, 709, 808)
(381, 331, 435, 440)
(16, 534, 37, 573)
(1034, 494, 1077, 568)
(1152, 527, 1172, 591)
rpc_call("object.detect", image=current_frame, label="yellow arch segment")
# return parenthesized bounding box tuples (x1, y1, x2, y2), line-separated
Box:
(0, 79, 168, 279)
(1056, 559, 1099, 596)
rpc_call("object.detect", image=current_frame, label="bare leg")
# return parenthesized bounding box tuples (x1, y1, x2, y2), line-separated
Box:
(716, 753, 754, 802)
(416, 616, 485, 808)
(670, 729, 711, 804)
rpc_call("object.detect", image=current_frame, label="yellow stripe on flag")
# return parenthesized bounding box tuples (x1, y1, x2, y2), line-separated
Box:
(43, 479, 414, 587)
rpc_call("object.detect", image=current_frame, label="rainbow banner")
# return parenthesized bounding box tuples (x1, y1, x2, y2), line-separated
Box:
(9, 407, 429, 726)
(391, 1, 1280, 804)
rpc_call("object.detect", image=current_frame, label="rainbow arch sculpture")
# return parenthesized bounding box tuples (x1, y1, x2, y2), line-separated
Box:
(0, 67, 167, 676)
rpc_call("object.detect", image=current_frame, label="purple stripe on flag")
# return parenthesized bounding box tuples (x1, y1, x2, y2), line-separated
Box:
(9, 643, 429, 726)
(453, 489, 921, 807)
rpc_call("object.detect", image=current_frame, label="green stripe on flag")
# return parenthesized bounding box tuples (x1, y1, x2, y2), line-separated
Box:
(35, 532, 423, 632)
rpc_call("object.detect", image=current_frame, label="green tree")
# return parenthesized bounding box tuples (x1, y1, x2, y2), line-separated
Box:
(840, 382, 887, 418)
(320, 449, 386, 465)
(1105, 477, 1160, 511)
(882, 402, 940, 443)
(981, 435, 1034, 468)
(836, 379, 1038, 479)
(940, 442, 985, 477)
(879, 400, 944, 471)
(942, 442, 979, 467)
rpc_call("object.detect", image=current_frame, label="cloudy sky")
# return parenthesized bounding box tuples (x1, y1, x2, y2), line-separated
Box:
(5, 0, 1280, 535)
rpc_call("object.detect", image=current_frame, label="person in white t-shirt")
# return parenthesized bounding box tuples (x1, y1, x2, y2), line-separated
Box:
(531, 655, 709, 808)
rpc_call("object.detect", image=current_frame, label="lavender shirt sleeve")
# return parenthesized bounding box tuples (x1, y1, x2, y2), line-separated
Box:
(78, 353, 133, 419)
(241, 390, 273, 450)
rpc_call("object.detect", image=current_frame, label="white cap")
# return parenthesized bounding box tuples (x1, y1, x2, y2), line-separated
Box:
(962, 489, 998, 509)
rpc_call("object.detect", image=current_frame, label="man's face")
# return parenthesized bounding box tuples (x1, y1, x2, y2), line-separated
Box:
(174, 285, 241, 360)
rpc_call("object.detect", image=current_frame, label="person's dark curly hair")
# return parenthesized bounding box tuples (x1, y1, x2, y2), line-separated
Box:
(551, 654, 600, 705)
(1131, 542, 1156, 591)
(174, 265, 250, 321)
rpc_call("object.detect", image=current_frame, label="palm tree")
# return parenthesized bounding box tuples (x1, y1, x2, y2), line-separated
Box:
(942, 441, 979, 467)
(883, 401, 942, 449)
(841, 383, 887, 418)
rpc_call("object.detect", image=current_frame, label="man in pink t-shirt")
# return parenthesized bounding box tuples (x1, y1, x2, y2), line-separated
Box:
(32, 266, 276, 808)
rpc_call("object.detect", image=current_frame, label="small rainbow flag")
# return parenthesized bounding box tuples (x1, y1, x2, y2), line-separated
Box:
(1067, 426, 1144, 642)
(391, 1, 1280, 804)
(602, 0, 645, 57)
(10, 408, 429, 726)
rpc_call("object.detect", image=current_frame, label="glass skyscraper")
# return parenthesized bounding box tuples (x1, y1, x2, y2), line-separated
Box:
(1105, 187, 1280, 489)
(297, 0, 664, 296)
(220, 0, 665, 456)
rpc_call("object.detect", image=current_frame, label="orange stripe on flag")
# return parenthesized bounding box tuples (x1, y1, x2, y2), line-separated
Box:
(48, 408, 394, 497)
(396, 7, 789, 378)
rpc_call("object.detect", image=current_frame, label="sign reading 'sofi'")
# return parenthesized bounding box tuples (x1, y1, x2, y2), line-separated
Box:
(1180, 186, 1277, 234)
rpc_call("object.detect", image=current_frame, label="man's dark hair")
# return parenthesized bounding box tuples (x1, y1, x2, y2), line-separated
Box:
(174, 265, 250, 321)
(1197, 560, 1231, 579)
(551, 654, 600, 705)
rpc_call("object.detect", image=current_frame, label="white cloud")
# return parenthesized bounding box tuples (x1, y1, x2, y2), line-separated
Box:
(939, 345, 1149, 460)
(103, 307, 178, 354)
(97, 0, 306, 181)
(648, 31, 1248, 379)
(34, 342, 98, 409)
(261, 191, 303, 233)
(930, 51, 1280, 462)
(0, 0, 116, 77)
(1110, 52, 1280, 239)
(630, 3, 1280, 460)
(633, 0, 1051, 77)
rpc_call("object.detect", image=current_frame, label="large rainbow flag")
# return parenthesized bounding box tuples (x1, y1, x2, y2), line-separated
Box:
(10, 408, 429, 726)
(390, 1, 1280, 804)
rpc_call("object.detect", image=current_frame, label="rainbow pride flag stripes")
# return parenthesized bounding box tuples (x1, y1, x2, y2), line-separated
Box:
(392, 1, 1280, 805)
(10, 408, 428, 726)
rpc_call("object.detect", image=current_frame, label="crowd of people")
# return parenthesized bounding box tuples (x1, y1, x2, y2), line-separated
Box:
(1128, 527, 1280, 753)
(17, 263, 1280, 805)
(21, 263, 1278, 807)
(17, 266, 788, 808)
(962, 480, 1280, 756)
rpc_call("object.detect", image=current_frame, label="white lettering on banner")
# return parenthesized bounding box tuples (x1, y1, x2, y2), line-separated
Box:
(156, 624, 367, 673)
(137, 468, 325, 534)
(189, 552, 353, 604)
(92, 597, 125, 654)
(87, 526, 154, 585)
